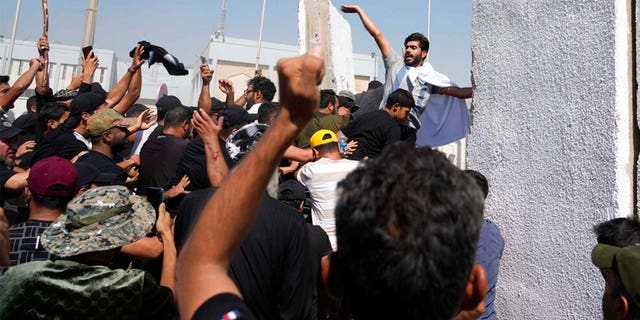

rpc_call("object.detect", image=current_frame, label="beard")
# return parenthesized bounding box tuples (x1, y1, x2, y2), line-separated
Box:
(111, 141, 128, 154)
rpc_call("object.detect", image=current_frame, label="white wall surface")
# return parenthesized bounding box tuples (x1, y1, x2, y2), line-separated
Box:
(469, 0, 631, 318)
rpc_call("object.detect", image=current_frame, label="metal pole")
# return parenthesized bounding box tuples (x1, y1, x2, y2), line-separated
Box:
(427, 0, 431, 40)
(255, 0, 267, 72)
(2, 0, 22, 75)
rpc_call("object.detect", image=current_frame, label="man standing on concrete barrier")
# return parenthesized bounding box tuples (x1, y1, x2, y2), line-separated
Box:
(341, 4, 472, 147)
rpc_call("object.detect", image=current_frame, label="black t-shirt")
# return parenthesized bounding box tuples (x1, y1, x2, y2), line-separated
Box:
(193, 293, 255, 320)
(341, 110, 401, 160)
(170, 136, 233, 192)
(137, 133, 189, 196)
(0, 164, 20, 207)
(1, 162, 27, 226)
(31, 127, 88, 164)
(174, 188, 313, 320)
(140, 272, 177, 320)
(76, 150, 126, 185)
(147, 125, 164, 144)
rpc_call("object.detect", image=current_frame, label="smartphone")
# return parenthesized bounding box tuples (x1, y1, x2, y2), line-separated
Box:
(146, 187, 165, 223)
(199, 56, 208, 67)
(82, 45, 93, 58)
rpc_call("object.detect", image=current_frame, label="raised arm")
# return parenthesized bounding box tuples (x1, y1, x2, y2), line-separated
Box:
(434, 86, 473, 99)
(176, 47, 325, 319)
(157, 203, 177, 296)
(0, 58, 42, 112)
(340, 4, 391, 59)
(191, 108, 228, 187)
(110, 45, 145, 113)
(79, 51, 99, 91)
(197, 64, 213, 114)
(284, 145, 314, 162)
(218, 79, 235, 106)
(35, 36, 50, 95)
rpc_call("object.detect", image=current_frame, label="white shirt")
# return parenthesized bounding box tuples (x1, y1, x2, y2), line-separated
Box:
(73, 130, 92, 149)
(247, 102, 262, 114)
(297, 157, 360, 250)
(131, 123, 158, 155)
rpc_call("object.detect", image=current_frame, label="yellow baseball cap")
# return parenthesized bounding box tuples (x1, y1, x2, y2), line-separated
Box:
(309, 129, 338, 148)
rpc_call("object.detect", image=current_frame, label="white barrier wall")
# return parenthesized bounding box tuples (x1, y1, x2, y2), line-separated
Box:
(298, 0, 355, 92)
(468, 0, 634, 318)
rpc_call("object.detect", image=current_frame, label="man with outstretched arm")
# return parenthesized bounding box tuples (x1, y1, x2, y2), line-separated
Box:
(176, 47, 325, 319)
(341, 4, 472, 147)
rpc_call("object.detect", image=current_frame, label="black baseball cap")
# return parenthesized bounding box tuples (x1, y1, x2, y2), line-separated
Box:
(70, 93, 105, 116)
(338, 96, 359, 113)
(0, 120, 22, 140)
(219, 106, 257, 129)
(278, 179, 307, 201)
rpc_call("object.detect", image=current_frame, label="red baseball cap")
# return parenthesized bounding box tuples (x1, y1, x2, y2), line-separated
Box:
(28, 156, 78, 197)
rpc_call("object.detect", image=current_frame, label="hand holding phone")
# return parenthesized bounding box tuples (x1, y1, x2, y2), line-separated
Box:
(200, 56, 208, 67)
(82, 45, 93, 59)
(146, 187, 165, 225)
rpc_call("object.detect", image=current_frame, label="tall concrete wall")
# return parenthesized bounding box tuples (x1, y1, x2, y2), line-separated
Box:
(298, 0, 355, 91)
(468, 1, 634, 319)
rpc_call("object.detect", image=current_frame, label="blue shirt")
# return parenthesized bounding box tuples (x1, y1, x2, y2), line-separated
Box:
(475, 219, 505, 320)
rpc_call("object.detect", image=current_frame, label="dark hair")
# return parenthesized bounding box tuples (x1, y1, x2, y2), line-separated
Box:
(334, 143, 484, 319)
(257, 102, 279, 124)
(314, 141, 338, 153)
(0, 75, 9, 84)
(249, 77, 276, 102)
(404, 32, 430, 52)
(319, 89, 337, 110)
(594, 218, 640, 318)
(464, 169, 489, 199)
(38, 102, 70, 136)
(31, 187, 72, 211)
(125, 103, 149, 118)
(164, 105, 193, 128)
(367, 80, 383, 90)
(26, 96, 38, 110)
(385, 88, 414, 109)
(594, 218, 640, 247)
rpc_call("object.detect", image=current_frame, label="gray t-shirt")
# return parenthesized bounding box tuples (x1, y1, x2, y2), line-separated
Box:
(380, 48, 405, 109)
(380, 48, 436, 130)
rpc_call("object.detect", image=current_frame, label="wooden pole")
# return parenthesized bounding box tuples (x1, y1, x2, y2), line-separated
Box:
(41, 0, 49, 89)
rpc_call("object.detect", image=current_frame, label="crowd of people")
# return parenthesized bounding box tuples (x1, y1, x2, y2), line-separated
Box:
(0, 3, 634, 320)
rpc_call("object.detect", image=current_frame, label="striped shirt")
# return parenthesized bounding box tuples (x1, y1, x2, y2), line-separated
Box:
(297, 157, 360, 250)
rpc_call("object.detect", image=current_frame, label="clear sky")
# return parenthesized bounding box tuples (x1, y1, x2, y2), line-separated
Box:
(0, 0, 472, 86)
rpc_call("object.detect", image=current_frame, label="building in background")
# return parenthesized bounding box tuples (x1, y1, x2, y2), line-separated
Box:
(0, 35, 380, 113)
(0, 37, 115, 120)
(195, 35, 380, 104)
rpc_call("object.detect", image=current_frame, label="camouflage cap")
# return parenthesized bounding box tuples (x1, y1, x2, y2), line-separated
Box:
(41, 185, 155, 258)
(338, 89, 356, 102)
(87, 109, 137, 136)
